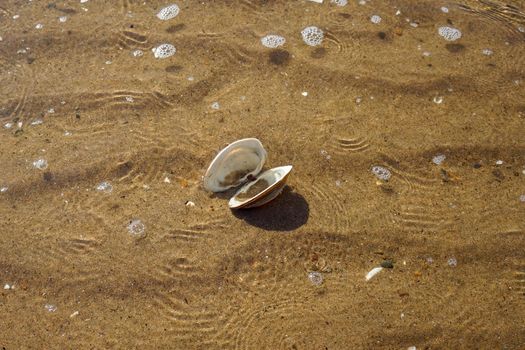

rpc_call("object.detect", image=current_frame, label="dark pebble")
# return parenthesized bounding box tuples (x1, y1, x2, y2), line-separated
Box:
(381, 260, 394, 269)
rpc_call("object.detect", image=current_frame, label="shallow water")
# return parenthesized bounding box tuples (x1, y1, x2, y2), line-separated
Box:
(1, 0, 525, 348)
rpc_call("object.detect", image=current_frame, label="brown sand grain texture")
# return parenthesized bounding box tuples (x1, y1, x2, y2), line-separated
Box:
(1, 0, 524, 349)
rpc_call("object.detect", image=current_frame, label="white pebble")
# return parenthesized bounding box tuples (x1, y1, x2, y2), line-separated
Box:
(371, 166, 391, 180)
(80, 0, 89, 3)
(407, 347, 417, 350)
(35, 23, 43, 29)
(302, 91, 308, 97)
(153, 43, 176, 59)
(163, 176, 171, 183)
(4, 122, 13, 129)
(365, 267, 383, 281)
(44, 304, 57, 312)
(127, 219, 145, 236)
(59, 16, 67, 23)
(301, 26, 324, 46)
(0, 186, 8, 193)
(70, 311, 79, 318)
(185, 201, 195, 207)
(156, 4, 180, 20)
(432, 154, 446, 165)
(482, 48, 493, 56)
(370, 15, 382, 24)
(187, 76, 194, 81)
(438, 26, 462, 41)
(260, 34, 286, 48)
(3, 284, 10, 290)
(13, 15, 20, 19)
(495, 160, 503, 165)
(308, 271, 323, 285)
(95, 181, 113, 193)
(441, 6, 449, 13)
(447, 257, 457, 267)
(33, 158, 48, 170)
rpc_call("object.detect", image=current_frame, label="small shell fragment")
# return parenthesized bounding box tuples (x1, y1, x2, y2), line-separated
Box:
(365, 267, 383, 281)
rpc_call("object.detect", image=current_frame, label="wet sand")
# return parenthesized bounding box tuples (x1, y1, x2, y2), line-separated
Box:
(1, 0, 525, 348)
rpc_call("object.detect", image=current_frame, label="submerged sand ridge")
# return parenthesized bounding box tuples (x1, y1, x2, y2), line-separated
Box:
(0, 0, 525, 348)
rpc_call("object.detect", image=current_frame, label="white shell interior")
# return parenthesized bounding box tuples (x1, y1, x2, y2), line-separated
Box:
(203, 138, 267, 192)
(229, 165, 292, 209)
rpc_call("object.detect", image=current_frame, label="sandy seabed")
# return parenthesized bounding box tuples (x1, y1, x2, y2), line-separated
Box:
(1, 0, 524, 349)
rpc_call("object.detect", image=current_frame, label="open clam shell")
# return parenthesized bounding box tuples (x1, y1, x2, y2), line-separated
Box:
(228, 165, 293, 209)
(203, 138, 267, 192)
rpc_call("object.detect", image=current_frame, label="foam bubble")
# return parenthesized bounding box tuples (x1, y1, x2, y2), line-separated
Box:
(96, 181, 113, 193)
(156, 4, 180, 20)
(308, 271, 323, 285)
(482, 48, 493, 56)
(301, 26, 324, 46)
(44, 304, 57, 312)
(370, 15, 382, 24)
(260, 34, 286, 48)
(127, 219, 145, 236)
(438, 26, 462, 41)
(331, 0, 348, 6)
(152, 43, 176, 59)
(432, 154, 446, 165)
(371, 166, 391, 180)
(447, 257, 457, 267)
(33, 158, 48, 170)
(132, 49, 144, 57)
(441, 6, 449, 13)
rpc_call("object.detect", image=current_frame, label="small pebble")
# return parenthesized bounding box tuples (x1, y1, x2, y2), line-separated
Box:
(59, 16, 67, 23)
(308, 271, 323, 285)
(441, 6, 449, 13)
(132, 49, 144, 57)
(163, 176, 171, 183)
(380, 260, 394, 269)
(185, 201, 195, 207)
(302, 91, 308, 97)
(407, 346, 417, 350)
(211, 102, 220, 110)
(70, 311, 79, 318)
(0, 186, 8, 193)
(482, 48, 493, 56)
(447, 257, 457, 267)
(35, 23, 43, 29)
(495, 160, 503, 165)
(4, 284, 10, 290)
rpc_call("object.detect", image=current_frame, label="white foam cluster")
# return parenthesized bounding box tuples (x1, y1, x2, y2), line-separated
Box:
(128, 219, 145, 236)
(331, 0, 348, 6)
(432, 154, 446, 165)
(301, 26, 324, 46)
(438, 26, 462, 41)
(153, 43, 176, 59)
(482, 48, 493, 56)
(96, 181, 113, 193)
(371, 166, 391, 180)
(33, 158, 48, 170)
(307, 271, 323, 285)
(260, 34, 286, 48)
(370, 15, 382, 24)
(156, 4, 180, 20)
